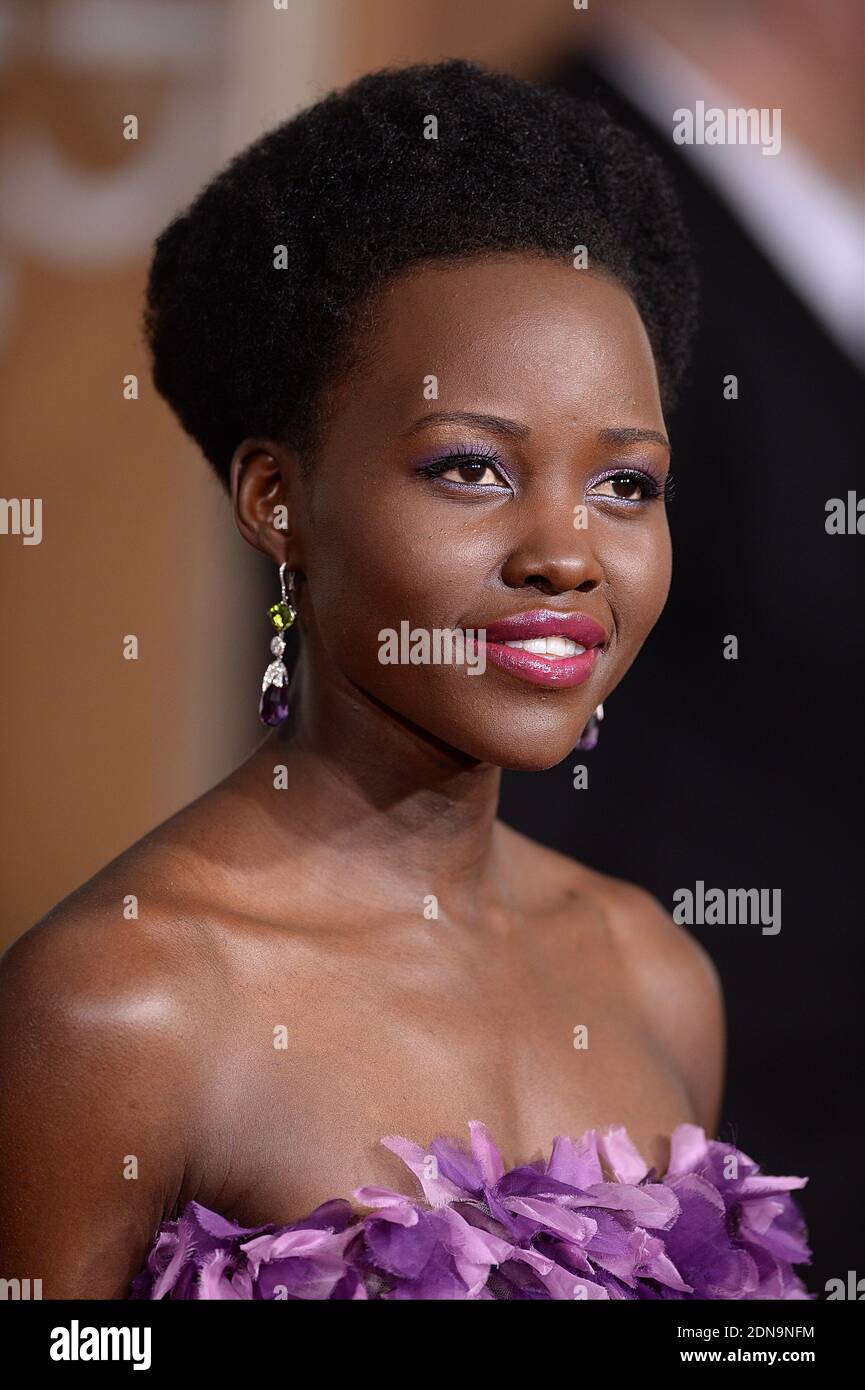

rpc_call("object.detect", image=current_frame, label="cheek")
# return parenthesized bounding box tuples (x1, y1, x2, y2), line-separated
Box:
(307, 478, 489, 622)
(301, 481, 483, 675)
(601, 517, 672, 646)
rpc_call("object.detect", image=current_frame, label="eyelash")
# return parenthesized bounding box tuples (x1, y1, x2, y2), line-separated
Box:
(419, 444, 510, 489)
(590, 469, 675, 504)
(420, 449, 673, 504)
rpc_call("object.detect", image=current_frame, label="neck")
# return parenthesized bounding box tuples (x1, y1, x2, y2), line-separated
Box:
(244, 650, 507, 922)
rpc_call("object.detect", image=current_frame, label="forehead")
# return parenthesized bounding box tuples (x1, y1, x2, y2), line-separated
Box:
(331, 253, 663, 435)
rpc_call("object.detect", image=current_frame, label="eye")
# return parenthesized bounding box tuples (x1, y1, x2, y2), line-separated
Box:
(420, 447, 511, 490)
(438, 458, 504, 486)
(588, 470, 666, 503)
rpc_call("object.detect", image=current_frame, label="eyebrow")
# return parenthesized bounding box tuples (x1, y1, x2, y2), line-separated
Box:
(402, 410, 530, 440)
(598, 427, 671, 452)
(402, 412, 670, 452)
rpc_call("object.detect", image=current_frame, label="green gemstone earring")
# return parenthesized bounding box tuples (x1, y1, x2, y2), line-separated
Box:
(259, 563, 296, 726)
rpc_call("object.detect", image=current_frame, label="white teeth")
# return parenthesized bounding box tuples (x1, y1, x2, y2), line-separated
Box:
(502, 636, 586, 657)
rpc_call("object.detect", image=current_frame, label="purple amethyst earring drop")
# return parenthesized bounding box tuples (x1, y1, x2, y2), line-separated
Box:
(575, 702, 604, 751)
(259, 562, 295, 726)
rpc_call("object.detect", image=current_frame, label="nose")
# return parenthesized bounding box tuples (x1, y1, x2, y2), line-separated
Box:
(500, 516, 604, 598)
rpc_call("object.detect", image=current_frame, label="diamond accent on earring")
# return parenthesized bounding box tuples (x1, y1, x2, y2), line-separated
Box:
(261, 660, 288, 692)
(270, 635, 286, 657)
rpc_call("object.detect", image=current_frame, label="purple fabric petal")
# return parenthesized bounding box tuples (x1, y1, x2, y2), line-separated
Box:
(429, 1136, 485, 1194)
(468, 1121, 505, 1186)
(599, 1126, 650, 1184)
(572, 1181, 680, 1229)
(547, 1130, 603, 1187)
(501, 1195, 598, 1245)
(667, 1123, 710, 1177)
(379, 1135, 465, 1204)
(352, 1186, 416, 1211)
(129, 1120, 813, 1301)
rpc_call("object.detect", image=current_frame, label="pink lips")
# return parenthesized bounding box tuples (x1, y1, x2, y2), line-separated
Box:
(477, 609, 607, 689)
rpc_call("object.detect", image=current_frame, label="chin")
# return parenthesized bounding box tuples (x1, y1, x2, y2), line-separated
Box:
(493, 741, 583, 774)
(375, 674, 602, 772)
(442, 718, 591, 774)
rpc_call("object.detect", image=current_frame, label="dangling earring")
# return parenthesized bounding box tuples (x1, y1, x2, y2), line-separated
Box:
(259, 562, 296, 726)
(575, 702, 604, 751)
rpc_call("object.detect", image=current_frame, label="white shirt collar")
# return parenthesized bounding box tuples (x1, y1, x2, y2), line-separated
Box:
(591, 17, 865, 367)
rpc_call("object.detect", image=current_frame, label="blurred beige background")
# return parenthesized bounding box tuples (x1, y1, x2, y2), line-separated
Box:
(0, 0, 574, 943)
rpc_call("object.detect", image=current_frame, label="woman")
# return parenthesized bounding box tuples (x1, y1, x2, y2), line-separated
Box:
(0, 60, 810, 1299)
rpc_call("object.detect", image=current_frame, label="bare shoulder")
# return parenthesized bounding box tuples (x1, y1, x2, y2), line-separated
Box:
(497, 823, 726, 1134)
(5, 747, 270, 1009)
(580, 864, 722, 994)
(4, 869, 198, 1038)
(0, 838, 227, 1295)
(1, 741, 315, 1084)
(3, 811, 228, 1013)
(0, 836, 222, 1162)
(580, 862, 726, 1134)
(0, 753, 302, 1163)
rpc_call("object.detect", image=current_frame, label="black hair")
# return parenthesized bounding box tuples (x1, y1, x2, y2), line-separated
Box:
(145, 59, 697, 491)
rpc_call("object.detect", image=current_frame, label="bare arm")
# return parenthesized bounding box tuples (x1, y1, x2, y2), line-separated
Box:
(0, 910, 195, 1298)
(599, 878, 727, 1136)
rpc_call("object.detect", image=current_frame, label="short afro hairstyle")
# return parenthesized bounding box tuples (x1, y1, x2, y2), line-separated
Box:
(145, 59, 697, 491)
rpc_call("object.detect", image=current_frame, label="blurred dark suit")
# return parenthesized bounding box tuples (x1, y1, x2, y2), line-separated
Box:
(500, 51, 865, 1293)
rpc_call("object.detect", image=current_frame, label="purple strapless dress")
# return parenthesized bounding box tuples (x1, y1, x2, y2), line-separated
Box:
(129, 1121, 812, 1300)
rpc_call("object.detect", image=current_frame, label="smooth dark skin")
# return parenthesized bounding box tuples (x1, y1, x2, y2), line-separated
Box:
(0, 254, 724, 1297)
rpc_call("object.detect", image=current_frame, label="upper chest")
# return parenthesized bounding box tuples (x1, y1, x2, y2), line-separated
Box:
(181, 905, 697, 1223)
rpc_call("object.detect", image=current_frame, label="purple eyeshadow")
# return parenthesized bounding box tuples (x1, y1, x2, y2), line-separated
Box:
(412, 442, 515, 488)
(587, 461, 667, 490)
(412, 443, 501, 469)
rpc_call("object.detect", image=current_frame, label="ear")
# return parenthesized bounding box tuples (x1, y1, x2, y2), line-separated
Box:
(230, 439, 304, 569)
